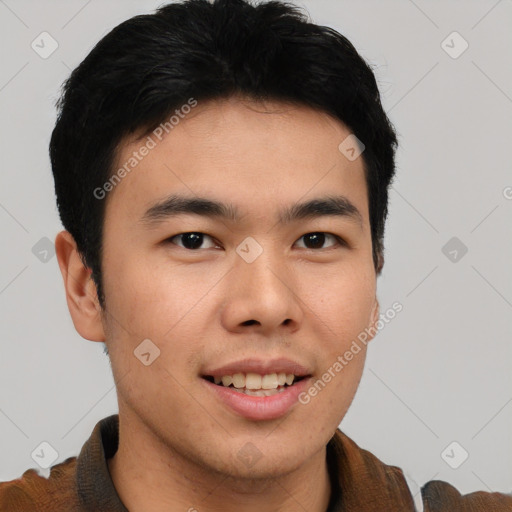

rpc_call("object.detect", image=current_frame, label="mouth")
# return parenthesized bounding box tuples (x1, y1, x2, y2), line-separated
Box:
(202, 372, 309, 397)
(200, 358, 313, 420)
(201, 372, 312, 420)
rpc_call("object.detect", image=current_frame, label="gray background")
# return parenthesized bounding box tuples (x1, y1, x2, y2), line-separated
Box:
(0, 0, 511, 504)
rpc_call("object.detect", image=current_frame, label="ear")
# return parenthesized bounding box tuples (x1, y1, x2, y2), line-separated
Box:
(55, 230, 106, 342)
(367, 297, 380, 342)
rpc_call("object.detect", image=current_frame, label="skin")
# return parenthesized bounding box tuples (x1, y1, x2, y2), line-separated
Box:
(55, 95, 381, 512)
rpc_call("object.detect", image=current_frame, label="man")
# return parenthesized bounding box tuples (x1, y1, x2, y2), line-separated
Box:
(1, 0, 510, 510)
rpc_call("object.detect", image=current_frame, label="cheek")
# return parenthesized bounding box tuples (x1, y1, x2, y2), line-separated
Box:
(102, 252, 208, 338)
(302, 264, 376, 343)
(101, 255, 230, 386)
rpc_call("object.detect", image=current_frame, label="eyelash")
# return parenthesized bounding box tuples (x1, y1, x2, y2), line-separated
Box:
(166, 232, 347, 251)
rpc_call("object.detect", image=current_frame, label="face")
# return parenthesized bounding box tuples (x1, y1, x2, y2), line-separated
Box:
(98, 96, 379, 478)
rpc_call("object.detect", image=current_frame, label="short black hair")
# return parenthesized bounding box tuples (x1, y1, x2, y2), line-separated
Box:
(50, 0, 398, 309)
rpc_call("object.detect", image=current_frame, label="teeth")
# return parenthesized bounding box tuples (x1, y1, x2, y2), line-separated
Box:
(221, 376, 233, 387)
(261, 373, 278, 389)
(232, 373, 245, 388)
(245, 373, 262, 390)
(233, 387, 287, 396)
(211, 372, 299, 390)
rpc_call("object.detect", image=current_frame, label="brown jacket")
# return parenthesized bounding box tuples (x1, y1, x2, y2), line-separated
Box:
(1, 414, 511, 511)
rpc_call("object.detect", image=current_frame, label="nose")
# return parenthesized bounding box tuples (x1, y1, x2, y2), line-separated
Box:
(220, 250, 303, 336)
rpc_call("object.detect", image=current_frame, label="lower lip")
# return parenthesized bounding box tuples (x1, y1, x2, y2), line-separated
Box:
(201, 377, 311, 421)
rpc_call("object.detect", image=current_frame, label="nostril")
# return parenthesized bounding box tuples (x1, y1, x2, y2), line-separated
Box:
(241, 319, 258, 326)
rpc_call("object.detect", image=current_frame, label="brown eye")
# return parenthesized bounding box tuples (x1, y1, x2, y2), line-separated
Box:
(168, 232, 218, 250)
(295, 232, 342, 250)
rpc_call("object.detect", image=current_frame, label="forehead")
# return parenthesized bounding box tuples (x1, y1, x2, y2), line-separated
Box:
(105, 96, 369, 227)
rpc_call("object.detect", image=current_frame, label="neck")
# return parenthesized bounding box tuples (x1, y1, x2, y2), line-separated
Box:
(107, 409, 333, 512)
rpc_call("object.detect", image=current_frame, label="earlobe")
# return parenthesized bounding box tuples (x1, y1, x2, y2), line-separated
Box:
(55, 230, 106, 342)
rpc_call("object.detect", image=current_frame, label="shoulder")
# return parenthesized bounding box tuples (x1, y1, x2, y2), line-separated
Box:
(330, 429, 417, 509)
(0, 456, 80, 512)
(331, 429, 512, 511)
(421, 479, 512, 511)
(334, 429, 411, 486)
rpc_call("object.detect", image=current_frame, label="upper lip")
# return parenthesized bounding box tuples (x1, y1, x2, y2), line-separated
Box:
(202, 358, 312, 377)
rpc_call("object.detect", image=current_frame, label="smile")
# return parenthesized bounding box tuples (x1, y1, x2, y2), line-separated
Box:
(201, 373, 311, 420)
(203, 372, 307, 396)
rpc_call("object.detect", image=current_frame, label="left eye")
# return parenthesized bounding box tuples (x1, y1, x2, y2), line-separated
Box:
(294, 232, 343, 250)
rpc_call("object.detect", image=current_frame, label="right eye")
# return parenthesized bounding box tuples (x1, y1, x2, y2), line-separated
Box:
(166, 232, 220, 250)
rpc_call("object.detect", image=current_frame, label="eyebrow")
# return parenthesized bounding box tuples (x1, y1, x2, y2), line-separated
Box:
(140, 194, 363, 229)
